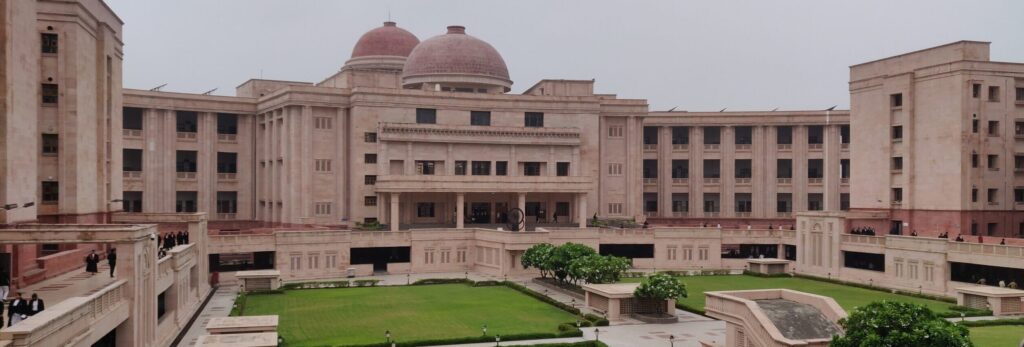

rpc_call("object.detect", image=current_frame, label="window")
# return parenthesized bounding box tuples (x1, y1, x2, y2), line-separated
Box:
(175, 191, 198, 213)
(972, 188, 978, 202)
(735, 126, 752, 145)
(890, 93, 903, 108)
(840, 125, 850, 144)
(415, 161, 436, 175)
(841, 159, 850, 179)
(364, 175, 376, 185)
(607, 126, 624, 137)
(123, 107, 143, 130)
(416, 108, 437, 124)
(524, 112, 544, 127)
(988, 188, 998, 203)
(777, 159, 792, 178)
(1015, 187, 1024, 203)
(472, 161, 491, 175)
(41, 181, 59, 203)
(892, 188, 903, 203)
(988, 154, 999, 170)
(470, 111, 491, 126)
(671, 126, 689, 144)
(315, 159, 332, 172)
(365, 153, 377, 164)
(495, 161, 508, 176)
(971, 223, 978, 236)
(989, 121, 1000, 136)
(972, 83, 981, 98)
(643, 127, 659, 145)
(217, 113, 238, 134)
(840, 193, 850, 211)
(42, 84, 58, 104)
(972, 118, 979, 133)
(972, 153, 979, 168)
(176, 151, 197, 172)
(703, 193, 720, 213)
(1017, 87, 1024, 102)
(315, 202, 332, 216)
(703, 127, 721, 145)
(989, 86, 1000, 102)
(314, 117, 332, 130)
(556, 162, 570, 176)
(454, 161, 467, 175)
(123, 191, 143, 212)
(42, 134, 58, 155)
(176, 111, 198, 133)
(123, 149, 143, 172)
(776, 126, 793, 144)
(523, 162, 541, 176)
(808, 159, 823, 178)
(735, 193, 752, 213)
(672, 193, 688, 212)
(671, 160, 688, 178)
(808, 193, 824, 211)
(987, 223, 997, 236)
(217, 192, 237, 214)
(417, 203, 435, 218)
(735, 159, 752, 179)
(776, 193, 792, 213)
(703, 159, 720, 179)
(41, 33, 58, 53)
(643, 160, 658, 179)
(608, 163, 624, 176)
(891, 157, 903, 171)
(808, 125, 824, 144)
(1017, 122, 1024, 137)
(608, 203, 623, 214)
(217, 152, 237, 173)
(892, 125, 903, 141)
(364, 132, 377, 143)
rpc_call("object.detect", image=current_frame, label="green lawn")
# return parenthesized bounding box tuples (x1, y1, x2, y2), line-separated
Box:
(238, 284, 577, 346)
(623, 275, 957, 314)
(969, 325, 1024, 347)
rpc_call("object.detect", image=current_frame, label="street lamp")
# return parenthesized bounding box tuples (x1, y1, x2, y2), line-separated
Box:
(406, 273, 410, 285)
(385, 330, 391, 344)
(594, 328, 600, 341)
(482, 324, 488, 336)
(576, 320, 582, 329)
(961, 312, 966, 322)
(495, 335, 501, 346)
(669, 334, 676, 347)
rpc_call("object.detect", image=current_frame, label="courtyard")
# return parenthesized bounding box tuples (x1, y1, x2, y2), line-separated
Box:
(622, 274, 961, 315)
(235, 283, 579, 346)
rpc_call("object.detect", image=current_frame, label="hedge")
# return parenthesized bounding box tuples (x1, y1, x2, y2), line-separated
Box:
(958, 317, 1024, 327)
(503, 281, 582, 315)
(337, 330, 584, 347)
(411, 278, 472, 285)
(793, 274, 959, 304)
(281, 280, 352, 290)
(742, 270, 794, 278)
(583, 313, 609, 326)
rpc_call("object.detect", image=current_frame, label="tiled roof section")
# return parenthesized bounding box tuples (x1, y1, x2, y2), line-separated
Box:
(351, 21, 420, 58)
(402, 25, 510, 80)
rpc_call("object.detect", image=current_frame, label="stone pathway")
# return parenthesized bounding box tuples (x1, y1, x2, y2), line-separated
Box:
(13, 263, 115, 305)
(178, 285, 240, 347)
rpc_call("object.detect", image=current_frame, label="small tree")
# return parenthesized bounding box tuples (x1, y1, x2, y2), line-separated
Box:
(521, 243, 555, 278)
(831, 301, 973, 347)
(634, 273, 687, 301)
(568, 254, 631, 285)
(545, 243, 597, 284)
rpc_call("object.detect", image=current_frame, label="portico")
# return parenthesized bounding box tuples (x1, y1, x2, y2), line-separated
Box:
(377, 189, 591, 231)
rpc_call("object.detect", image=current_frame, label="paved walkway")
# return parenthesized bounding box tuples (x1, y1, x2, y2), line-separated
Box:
(947, 314, 1024, 322)
(14, 263, 116, 305)
(178, 285, 240, 347)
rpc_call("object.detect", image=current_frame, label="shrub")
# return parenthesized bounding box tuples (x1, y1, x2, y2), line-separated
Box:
(635, 273, 687, 301)
(958, 317, 1024, 327)
(412, 278, 471, 286)
(831, 301, 972, 347)
(583, 313, 609, 326)
(502, 281, 581, 315)
(472, 280, 502, 287)
(353, 279, 380, 287)
(281, 280, 350, 290)
(568, 254, 631, 285)
(522, 243, 556, 278)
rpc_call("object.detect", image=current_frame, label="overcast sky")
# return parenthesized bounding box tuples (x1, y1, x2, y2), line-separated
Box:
(105, 0, 1024, 111)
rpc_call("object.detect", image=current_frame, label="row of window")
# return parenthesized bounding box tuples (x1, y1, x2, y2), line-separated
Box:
(121, 191, 237, 214)
(414, 108, 545, 127)
(123, 149, 238, 173)
(641, 125, 850, 146)
(641, 159, 850, 180)
(123, 108, 239, 135)
(642, 192, 850, 213)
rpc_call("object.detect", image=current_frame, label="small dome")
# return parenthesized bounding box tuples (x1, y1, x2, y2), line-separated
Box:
(402, 25, 512, 92)
(351, 21, 420, 58)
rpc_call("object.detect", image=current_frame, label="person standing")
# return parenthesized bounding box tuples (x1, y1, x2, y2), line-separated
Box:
(8, 293, 25, 326)
(183, 229, 190, 244)
(0, 271, 9, 301)
(107, 248, 117, 278)
(164, 233, 176, 250)
(27, 294, 43, 316)
(85, 250, 100, 274)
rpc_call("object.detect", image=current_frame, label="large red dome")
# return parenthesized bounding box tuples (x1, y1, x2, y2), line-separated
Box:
(402, 25, 511, 91)
(351, 21, 420, 58)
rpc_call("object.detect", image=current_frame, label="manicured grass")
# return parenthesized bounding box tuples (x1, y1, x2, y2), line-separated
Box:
(238, 284, 577, 346)
(969, 325, 1024, 347)
(622, 275, 957, 314)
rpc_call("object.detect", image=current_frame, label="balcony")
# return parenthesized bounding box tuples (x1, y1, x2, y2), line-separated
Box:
(177, 172, 197, 180)
(735, 178, 751, 184)
(378, 122, 581, 146)
(218, 173, 237, 181)
(776, 212, 792, 218)
(672, 144, 688, 152)
(735, 144, 751, 151)
(176, 132, 197, 141)
(672, 178, 688, 185)
(777, 178, 791, 184)
(704, 144, 720, 150)
(123, 171, 142, 179)
(643, 144, 657, 151)
(122, 129, 142, 138)
(218, 134, 237, 142)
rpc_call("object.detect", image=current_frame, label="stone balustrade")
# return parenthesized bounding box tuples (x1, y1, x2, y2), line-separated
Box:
(0, 281, 128, 347)
(378, 122, 581, 146)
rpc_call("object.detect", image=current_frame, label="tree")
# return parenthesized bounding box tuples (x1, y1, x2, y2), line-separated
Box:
(521, 243, 555, 278)
(634, 273, 687, 301)
(545, 243, 597, 284)
(830, 301, 973, 347)
(568, 254, 631, 285)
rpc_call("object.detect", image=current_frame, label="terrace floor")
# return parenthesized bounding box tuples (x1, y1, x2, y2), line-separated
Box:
(0, 262, 116, 332)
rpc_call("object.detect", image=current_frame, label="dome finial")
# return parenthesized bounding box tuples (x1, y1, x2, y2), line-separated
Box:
(447, 25, 466, 34)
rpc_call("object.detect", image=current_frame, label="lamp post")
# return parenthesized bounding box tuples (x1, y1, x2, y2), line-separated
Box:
(278, 336, 284, 346)
(406, 273, 410, 285)
(669, 334, 676, 347)
(594, 328, 600, 342)
(385, 330, 391, 344)
(961, 312, 966, 322)
(576, 319, 582, 329)
(482, 324, 488, 336)
(495, 335, 501, 346)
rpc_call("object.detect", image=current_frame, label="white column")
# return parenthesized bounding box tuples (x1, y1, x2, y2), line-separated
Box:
(390, 193, 400, 231)
(577, 193, 588, 228)
(456, 193, 465, 229)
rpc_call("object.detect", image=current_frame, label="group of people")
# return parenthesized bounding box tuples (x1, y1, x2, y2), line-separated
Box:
(159, 230, 190, 250)
(850, 227, 877, 236)
(2, 292, 44, 327)
(940, 233, 1008, 245)
(85, 248, 118, 277)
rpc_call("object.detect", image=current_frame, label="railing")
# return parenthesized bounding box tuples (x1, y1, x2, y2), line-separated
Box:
(2, 281, 127, 347)
(704, 212, 720, 218)
(643, 144, 657, 151)
(808, 178, 823, 184)
(672, 211, 687, 217)
(176, 132, 197, 140)
(158, 256, 172, 277)
(735, 178, 751, 184)
(217, 173, 237, 181)
(644, 212, 657, 217)
(841, 177, 849, 184)
(777, 144, 792, 150)
(704, 144, 720, 150)
(209, 234, 277, 253)
(643, 178, 657, 185)
(122, 129, 142, 138)
(948, 242, 1024, 258)
(672, 144, 688, 151)
(218, 134, 237, 142)
(735, 212, 752, 217)
(735, 144, 751, 151)
(123, 171, 142, 179)
(841, 234, 886, 246)
(672, 178, 687, 185)
(704, 178, 720, 184)
(177, 172, 197, 180)
(705, 295, 774, 347)
(217, 213, 237, 220)
(777, 178, 791, 184)
(777, 212, 792, 218)
(808, 143, 823, 150)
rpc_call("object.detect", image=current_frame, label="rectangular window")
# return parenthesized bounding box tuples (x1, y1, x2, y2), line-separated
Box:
(41, 134, 58, 155)
(415, 161, 436, 175)
(672, 193, 688, 212)
(776, 193, 792, 213)
(777, 159, 792, 179)
(972, 119, 979, 133)
(890, 93, 903, 108)
(972, 188, 978, 203)
(41, 181, 59, 203)
(416, 108, 437, 124)
(175, 191, 198, 213)
(315, 202, 332, 216)
(471, 161, 491, 175)
(840, 193, 850, 211)
(807, 125, 824, 144)
(891, 157, 903, 171)
(892, 188, 903, 203)
(123, 191, 143, 212)
(454, 161, 467, 175)
(495, 161, 508, 176)
(608, 203, 623, 215)
(364, 175, 376, 185)
(840, 125, 850, 144)
(364, 132, 377, 143)
(988, 154, 999, 170)
(1017, 87, 1024, 102)
(808, 159, 824, 178)
(314, 116, 333, 130)
(972, 153, 979, 168)
(988, 188, 998, 203)
(643, 127, 659, 145)
(972, 83, 981, 98)
(989, 86, 1000, 102)
(643, 159, 658, 179)
(989, 121, 1000, 136)
(608, 126, 624, 137)
(892, 125, 903, 141)
(703, 193, 720, 213)
(671, 160, 688, 178)
(841, 159, 850, 179)
(41, 33, 58, 54)
(364, 196, 377, 206)
(217, 152, 237, 173)
(176, 111, 198, 133)
(735, 159, 752, 178)
(365, 153, 377, 164)
(524, 112, 544, 127)
(1017, 155, 1024, 171)
(523, 162, 542, 176)
(735, 193, 752, 213)
(216, 192, 238, 214)
(217, 113, 238, 134)
(42, 84, 58, 104)
(776, 126, 793, 144)
(703, 159, 720, 179)
(417, 203, 436, 218)
(735, 126, 752, 145)
(608, 163, 624, 176)
(1016, 122, 1024, 137)
(123, 149, 143, 172)
(703, 127, 721, 145)
(556, 162, 570, 176)
(987, 223, 997, 236)
(671, 126, 689, 144)
(470, 111, 491, 126)
(808, 193, 824, 211)
(123, 107, 144, 130)
(176, 151, 197, 172)
(1015, 187, 1024, 203)
(315, 159, 332, 172)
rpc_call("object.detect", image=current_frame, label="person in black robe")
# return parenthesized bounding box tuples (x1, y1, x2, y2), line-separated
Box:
(7, 293, 25, 326)
(164, 233, 176, 249)
(183, 230, 190, 244)
(107, 248, 117, 277)
(176, 231, 185, 245)
(27, 294, 43, 316)
(85, 250, 100, 274)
